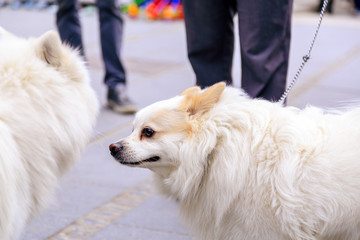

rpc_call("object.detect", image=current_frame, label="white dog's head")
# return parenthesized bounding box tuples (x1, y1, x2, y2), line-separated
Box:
(0, 27, 99, 175)
(110, 83, 226, 179)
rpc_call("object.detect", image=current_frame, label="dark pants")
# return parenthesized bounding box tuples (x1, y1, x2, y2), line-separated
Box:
(355, 0, 360, 10)
(56, 0, 126, 89)
(183, 0, 293, 101)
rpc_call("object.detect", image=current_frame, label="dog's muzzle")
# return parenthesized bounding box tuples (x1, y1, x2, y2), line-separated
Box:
(109, 141, 160, 165)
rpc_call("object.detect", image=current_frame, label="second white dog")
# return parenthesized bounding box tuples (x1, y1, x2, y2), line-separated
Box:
(110, 82, 360, 240)
(0, 28, 98, 240)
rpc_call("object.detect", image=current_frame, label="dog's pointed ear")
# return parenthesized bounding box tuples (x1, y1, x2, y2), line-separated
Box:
(180, 82, 226, 116)
(180, 86, 201, 96)
(36, 30, 62, 67)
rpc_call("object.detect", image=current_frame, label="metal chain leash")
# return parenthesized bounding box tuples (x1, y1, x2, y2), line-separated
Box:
(278, 0, 329, 104)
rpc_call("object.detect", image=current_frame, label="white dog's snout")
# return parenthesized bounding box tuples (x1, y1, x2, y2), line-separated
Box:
(109, 142, 124, 156)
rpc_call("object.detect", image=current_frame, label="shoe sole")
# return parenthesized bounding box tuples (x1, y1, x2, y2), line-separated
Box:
(107, 100, 138, 114)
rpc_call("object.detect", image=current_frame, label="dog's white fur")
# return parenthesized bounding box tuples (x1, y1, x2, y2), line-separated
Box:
(112, 82, 360, 240)
(0, 28, 98, 240)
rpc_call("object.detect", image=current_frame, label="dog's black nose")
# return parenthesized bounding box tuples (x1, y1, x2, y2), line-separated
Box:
(109, 142, 123, 156)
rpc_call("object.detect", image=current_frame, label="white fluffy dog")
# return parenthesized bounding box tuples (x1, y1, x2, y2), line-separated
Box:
(110, 82, 360, 240)
(0, 28, 98, 240)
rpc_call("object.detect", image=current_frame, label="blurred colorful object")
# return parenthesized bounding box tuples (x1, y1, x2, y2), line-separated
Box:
(127, 2, 140, 18)
(123, 0, 183, 20)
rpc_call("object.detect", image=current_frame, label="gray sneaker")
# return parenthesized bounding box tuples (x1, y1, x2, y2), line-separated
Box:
(107, 84, 138, 114)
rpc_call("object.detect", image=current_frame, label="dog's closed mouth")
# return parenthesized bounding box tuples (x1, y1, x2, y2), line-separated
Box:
(119, 156, 160, 165)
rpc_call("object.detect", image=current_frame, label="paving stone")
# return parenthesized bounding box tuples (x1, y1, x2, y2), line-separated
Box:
(115, 195, 190, 235)
(89, 224, 194, 240)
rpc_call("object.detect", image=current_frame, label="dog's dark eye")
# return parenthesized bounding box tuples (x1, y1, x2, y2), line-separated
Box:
(142, 127, 155, 138)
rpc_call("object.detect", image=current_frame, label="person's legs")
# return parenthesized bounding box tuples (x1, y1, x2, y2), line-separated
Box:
(56, 0, 84, 56)
(354, 0, 360, 11)
(183, 0, 236, 88)
(237, 0, 293, 101)
(97, 0, 137, 114)
(96, 0, 126, 89)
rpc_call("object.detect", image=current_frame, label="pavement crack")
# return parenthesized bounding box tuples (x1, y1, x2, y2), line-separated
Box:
(288, 44, 360, 104)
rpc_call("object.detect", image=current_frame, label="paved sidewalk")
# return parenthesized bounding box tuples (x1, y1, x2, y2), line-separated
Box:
(0, 0, 359, 239)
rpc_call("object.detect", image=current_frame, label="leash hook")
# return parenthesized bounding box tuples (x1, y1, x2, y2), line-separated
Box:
(278, 0, 328, 104)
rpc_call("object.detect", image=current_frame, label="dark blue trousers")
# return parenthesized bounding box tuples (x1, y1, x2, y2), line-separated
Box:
(56, 0, 126, 89)
(183, 0, 293, 101)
